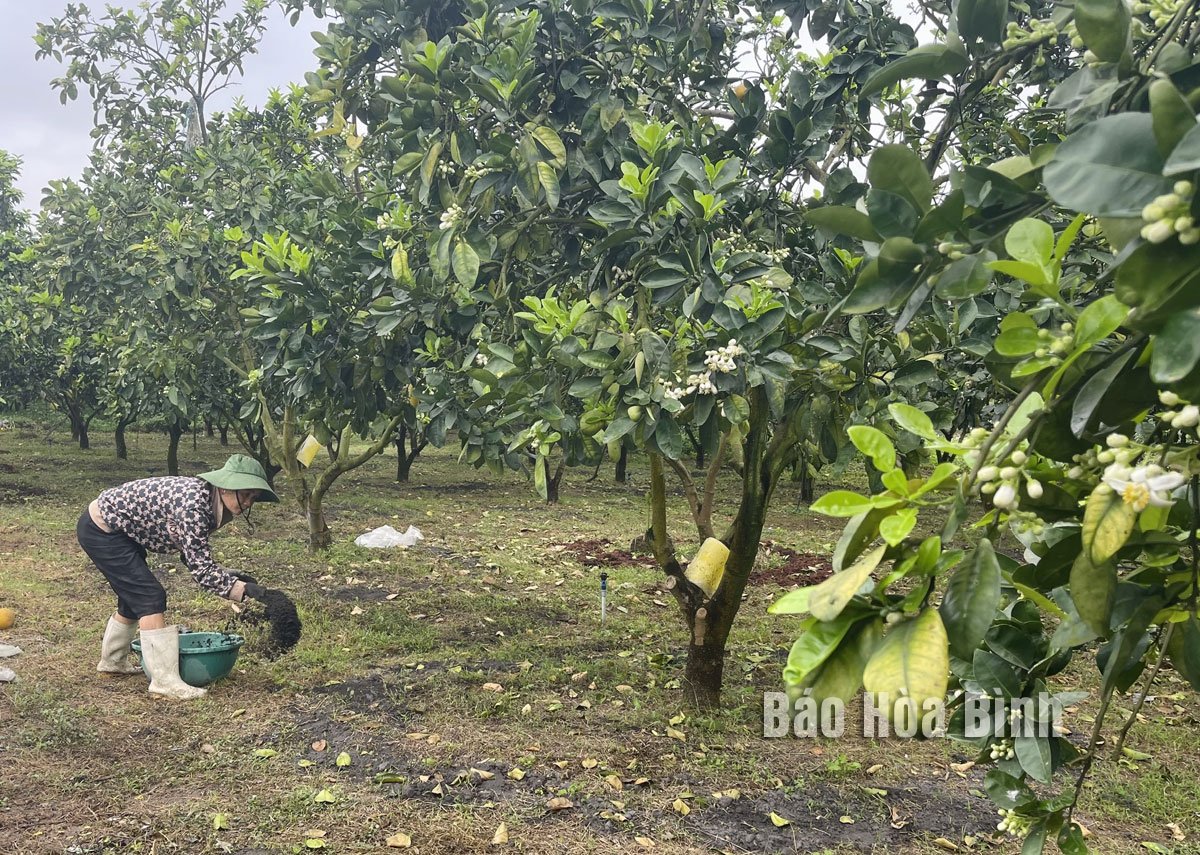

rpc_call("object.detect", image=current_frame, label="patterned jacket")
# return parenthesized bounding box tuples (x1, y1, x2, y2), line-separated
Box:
(95, 476, 238, 597)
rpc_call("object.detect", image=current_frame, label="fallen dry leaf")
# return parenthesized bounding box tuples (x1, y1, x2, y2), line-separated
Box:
(672, 798, 690, 816)
(482, 682, 504, 693)
(546, 797, 574, 812)
(769, 812, 791, 827)
(312, 740, 327, 752)
(604, 774, 623, 791)
(666, 727, 687, 742)
(582, 758, 599, 769)
(385, 831, 412, 848)
(932, 838, 958, 851)
(471, 768, 496, 781)
(1168, 822, 1186, 841)
(507, 767, 526, 781)
(634, 837, 655, 849)
(866, 763, 883, 774)
(492, 822, 509, 845)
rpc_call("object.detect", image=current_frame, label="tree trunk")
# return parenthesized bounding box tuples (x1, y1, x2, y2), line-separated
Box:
(218, 423, 229, 446)
(115, 418, 133, 460)
(307, 496, 332, 551)
(77, 419, 90, 450)
(683, 635, 726, 709)
(167, 422, 184, 475)
(205, 418, 214, 437)
(546, 459, 565, 504)
(615, 444, 628, 483)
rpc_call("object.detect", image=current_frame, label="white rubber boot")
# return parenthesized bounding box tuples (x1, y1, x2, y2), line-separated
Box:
(97, 615, 142, 675)
(140, 626, 207, 701)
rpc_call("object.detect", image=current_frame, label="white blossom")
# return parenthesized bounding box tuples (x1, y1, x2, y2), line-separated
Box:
(1102, 463, 1186, 512)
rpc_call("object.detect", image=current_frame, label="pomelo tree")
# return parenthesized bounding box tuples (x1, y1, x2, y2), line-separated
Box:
(287, 0, 953, 706)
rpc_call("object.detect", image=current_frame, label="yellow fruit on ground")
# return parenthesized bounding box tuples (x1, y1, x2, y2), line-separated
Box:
(0, 608, 15, 630)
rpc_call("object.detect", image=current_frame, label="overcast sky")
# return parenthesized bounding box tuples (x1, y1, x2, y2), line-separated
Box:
(1, 0, 325, 211)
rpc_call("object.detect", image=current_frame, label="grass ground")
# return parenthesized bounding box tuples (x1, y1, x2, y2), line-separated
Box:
(1, 419, 1199, 854)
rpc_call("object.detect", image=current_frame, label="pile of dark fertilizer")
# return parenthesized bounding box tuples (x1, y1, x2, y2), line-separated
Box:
(231, 575, 302, 658)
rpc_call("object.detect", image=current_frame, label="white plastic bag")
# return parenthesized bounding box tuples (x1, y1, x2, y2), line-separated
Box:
(354, 525, 424, 549)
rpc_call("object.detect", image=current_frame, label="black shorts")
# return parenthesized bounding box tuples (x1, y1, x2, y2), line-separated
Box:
(76, 511, 167, 620)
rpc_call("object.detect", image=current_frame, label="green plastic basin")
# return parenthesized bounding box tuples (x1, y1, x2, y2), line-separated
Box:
(131, 631, 245, 687)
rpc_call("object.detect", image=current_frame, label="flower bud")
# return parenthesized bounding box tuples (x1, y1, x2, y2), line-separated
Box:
(993, 483, 1017, 510)
(1160, 390, 1181, 406)
(1175, 180, 1194, 197)
(1026, 479, 1044, 499)
(1106, 433, 1129, 448)
(1142, 220, 1175, 244)
(1011, 450, 1027, 465)
(1174, 405, 1200, 428)
(1097, 450, 1115, 464)
(979, 465, 999, 482)
(1000, 466, 1018, 480)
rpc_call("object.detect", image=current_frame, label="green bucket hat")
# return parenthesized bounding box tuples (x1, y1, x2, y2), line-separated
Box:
(197, 454, 280, 503)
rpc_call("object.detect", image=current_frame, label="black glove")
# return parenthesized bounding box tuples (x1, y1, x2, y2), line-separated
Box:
(235, 572, 260, 585)
(242, 582, 267, 601)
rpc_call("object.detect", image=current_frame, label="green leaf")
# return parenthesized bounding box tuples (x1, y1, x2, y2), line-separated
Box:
(530, 126, 566, 166)
(1082, 484, 1136, 565)
(847, 425, 896, 471)
(1149, 79, 1197, 160)
(1074, 294, 1126, 347)
(1075, 0, 1131, 63)
(336, 752, 352, 767)
(783, 615, 857, 687)
(452, 239, 480, 288)
(804, 620, 884, 704)
(653, 415, 683, 459)
(1163, 119, 1200, 175)
(956, 0, 1008, 45)
(984, 769, 1036, 809)
(805, 206, 882, 242)
(1070, 552, 1117, 636)
(1057, 823, 1088, 855)
(421, 140, 444, 188)
(994, 326, 1042, 356)
(1014, 734, 1053, 784)
(390, 244, 413, 285)
(867, 145, 934, 213)
(314, 788, 337, 804)
(809, 544, 886, 621)
(941, 539, 1001, 659)
(537, 161, 561, 209)
(769, 587, 812, 615)
(888, 403, 937, 439)
(1045, 114, 1173, 217)
(833, 508, 890, 571)
(934, 251, 996, 299)
(863, 609, 950, 725)
(1150, 307, 1200, 383)
(811, 490, 875, 517)
(860, 44, 969, 100)
(880, 509, 918, 547)
(1166, 616, 1200, 690)
(987, 259, 1052, 288)
(1005, 218, 1054, 265)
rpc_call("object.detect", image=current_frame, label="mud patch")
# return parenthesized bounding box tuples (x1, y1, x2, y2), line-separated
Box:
(753, 541, 832, 587)
(0, 482, 48, 503)
(558, 538, 657, 569)
(0, 462, 17, 473)
(311, 674, 411, 721)
(687, 780, 996, 852)
(418, 543, 483, 570)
